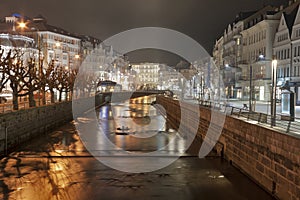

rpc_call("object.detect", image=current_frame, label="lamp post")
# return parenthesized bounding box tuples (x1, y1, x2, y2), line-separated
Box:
(249, 54, 265, 112)
(249, 64, 253, 112)
(271, 59, 278, 126)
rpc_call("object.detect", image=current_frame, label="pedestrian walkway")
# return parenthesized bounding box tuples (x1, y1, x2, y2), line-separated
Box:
(227, 99, 300, 118)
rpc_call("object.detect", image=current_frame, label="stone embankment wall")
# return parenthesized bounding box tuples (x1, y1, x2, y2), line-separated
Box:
(0, 101, 73, 155)
(157, 96, 300, 200)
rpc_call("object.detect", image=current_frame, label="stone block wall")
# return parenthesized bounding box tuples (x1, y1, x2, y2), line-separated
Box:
(0, 101, 73, 155)
(156, 96, 300, 200)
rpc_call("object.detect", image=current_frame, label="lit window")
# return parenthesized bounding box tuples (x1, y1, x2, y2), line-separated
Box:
(236, 38, 240, 45)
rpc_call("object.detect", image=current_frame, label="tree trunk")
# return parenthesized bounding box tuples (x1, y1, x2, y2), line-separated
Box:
(69, 90, 73, 101)
(12, 92, 18, 110)
(59, 90, 62, 102)
(28, 92, 36, 107)
(50, 90, 55, 103)
(42, 87, 46, 105)
(65, 90, 68, 101)
(87, 88, 91, 97)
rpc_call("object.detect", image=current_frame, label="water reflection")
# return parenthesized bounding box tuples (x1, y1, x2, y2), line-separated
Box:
(96, 95, 187, 153)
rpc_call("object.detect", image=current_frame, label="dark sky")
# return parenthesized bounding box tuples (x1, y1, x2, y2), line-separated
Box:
(0, 0, 288, 65)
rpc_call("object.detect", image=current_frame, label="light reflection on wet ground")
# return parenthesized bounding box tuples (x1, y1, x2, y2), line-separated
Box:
(0, 96, 275, 200)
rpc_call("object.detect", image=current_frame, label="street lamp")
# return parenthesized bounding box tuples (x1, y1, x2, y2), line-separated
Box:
(249, 54, 268, 112)
(271, 59, 278, 126)
(249, 55, 277, 119)
(249, 64, 253, 112)
(18, 22, 26, 29)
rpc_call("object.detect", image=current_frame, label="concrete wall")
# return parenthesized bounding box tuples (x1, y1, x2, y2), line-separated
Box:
(0, 101, 73, 156)
(157, 96, 300, 200)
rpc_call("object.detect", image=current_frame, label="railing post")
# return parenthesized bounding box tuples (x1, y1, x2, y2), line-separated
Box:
(258, 113, 262, 123)
(286, 121, 291, 133)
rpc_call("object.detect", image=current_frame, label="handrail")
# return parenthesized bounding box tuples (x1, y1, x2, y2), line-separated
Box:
(185, 98, 300, 135)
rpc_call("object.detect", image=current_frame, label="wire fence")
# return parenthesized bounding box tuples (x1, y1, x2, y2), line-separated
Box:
(196, 99, 300, 135)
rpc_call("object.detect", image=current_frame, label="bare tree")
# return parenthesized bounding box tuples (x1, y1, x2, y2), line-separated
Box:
(65, 68, 78, 100)
(55, 65, 69, 102)
(6, 50, 40, 110)
(6, 50, 26, 110)
(44, 60, 58, 103)
(73, 72, 99, 98)
(0, 48, 11, 103)
(21, 57, 40, 107)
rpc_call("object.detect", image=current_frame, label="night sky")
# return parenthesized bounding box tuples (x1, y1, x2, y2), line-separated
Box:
(0, 0, 288, 65)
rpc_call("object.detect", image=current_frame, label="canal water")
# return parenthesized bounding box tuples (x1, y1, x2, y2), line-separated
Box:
(97, 95, 189, 154)
(0, 95, 276, 200)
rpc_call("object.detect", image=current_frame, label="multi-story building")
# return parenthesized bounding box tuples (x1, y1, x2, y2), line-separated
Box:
(213, 8, 274, 99)
(0, 14, 132, 100)
(240, 8, 280, 102)
(80, 35, 102, 59)
(131, 63, 160, 90)
(290, 5, 300, 105)
(274, 4, 300, 105)
(213, 1, 300, 103)
(158, 64, 181, 91)
(1, 14, 82, 70)
(81, 43, 133, 91)
(0, 33, 38, 98)
(213, 37, 224, 69)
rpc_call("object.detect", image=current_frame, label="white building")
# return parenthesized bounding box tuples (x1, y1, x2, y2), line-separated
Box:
(131, 63, 160, 90)
(22, 16, 81, 70)
(213, 1, 300, 103)
(158, 64, 182, 91)
(0, 14, 82, 72)
(0, 33, 38, 98)
(241, 9, 280, 102)
(213, 36, 224, 69)
(274, 4, 300, 105)
(290, 5, 300, 105)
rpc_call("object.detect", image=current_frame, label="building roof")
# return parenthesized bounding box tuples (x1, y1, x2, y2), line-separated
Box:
(234, 11, 257, 23)
(284, 5, 298, 36)
(0, 14, 81, 39)
(79, 35, 102, 43)
(25, 20, 81, 39)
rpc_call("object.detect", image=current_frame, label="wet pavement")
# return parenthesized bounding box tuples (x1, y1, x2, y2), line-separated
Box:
(0, 96, 276, 200)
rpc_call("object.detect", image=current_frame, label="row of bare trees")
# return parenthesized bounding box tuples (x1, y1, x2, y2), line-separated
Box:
(0, 48, 78, 110)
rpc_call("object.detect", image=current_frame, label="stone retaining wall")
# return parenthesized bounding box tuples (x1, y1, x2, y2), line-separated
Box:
(0, 101, 73, 155)
(157, 96, 300, 200)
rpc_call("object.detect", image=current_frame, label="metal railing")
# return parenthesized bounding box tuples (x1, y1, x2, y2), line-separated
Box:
(194, 99, 300, 135)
